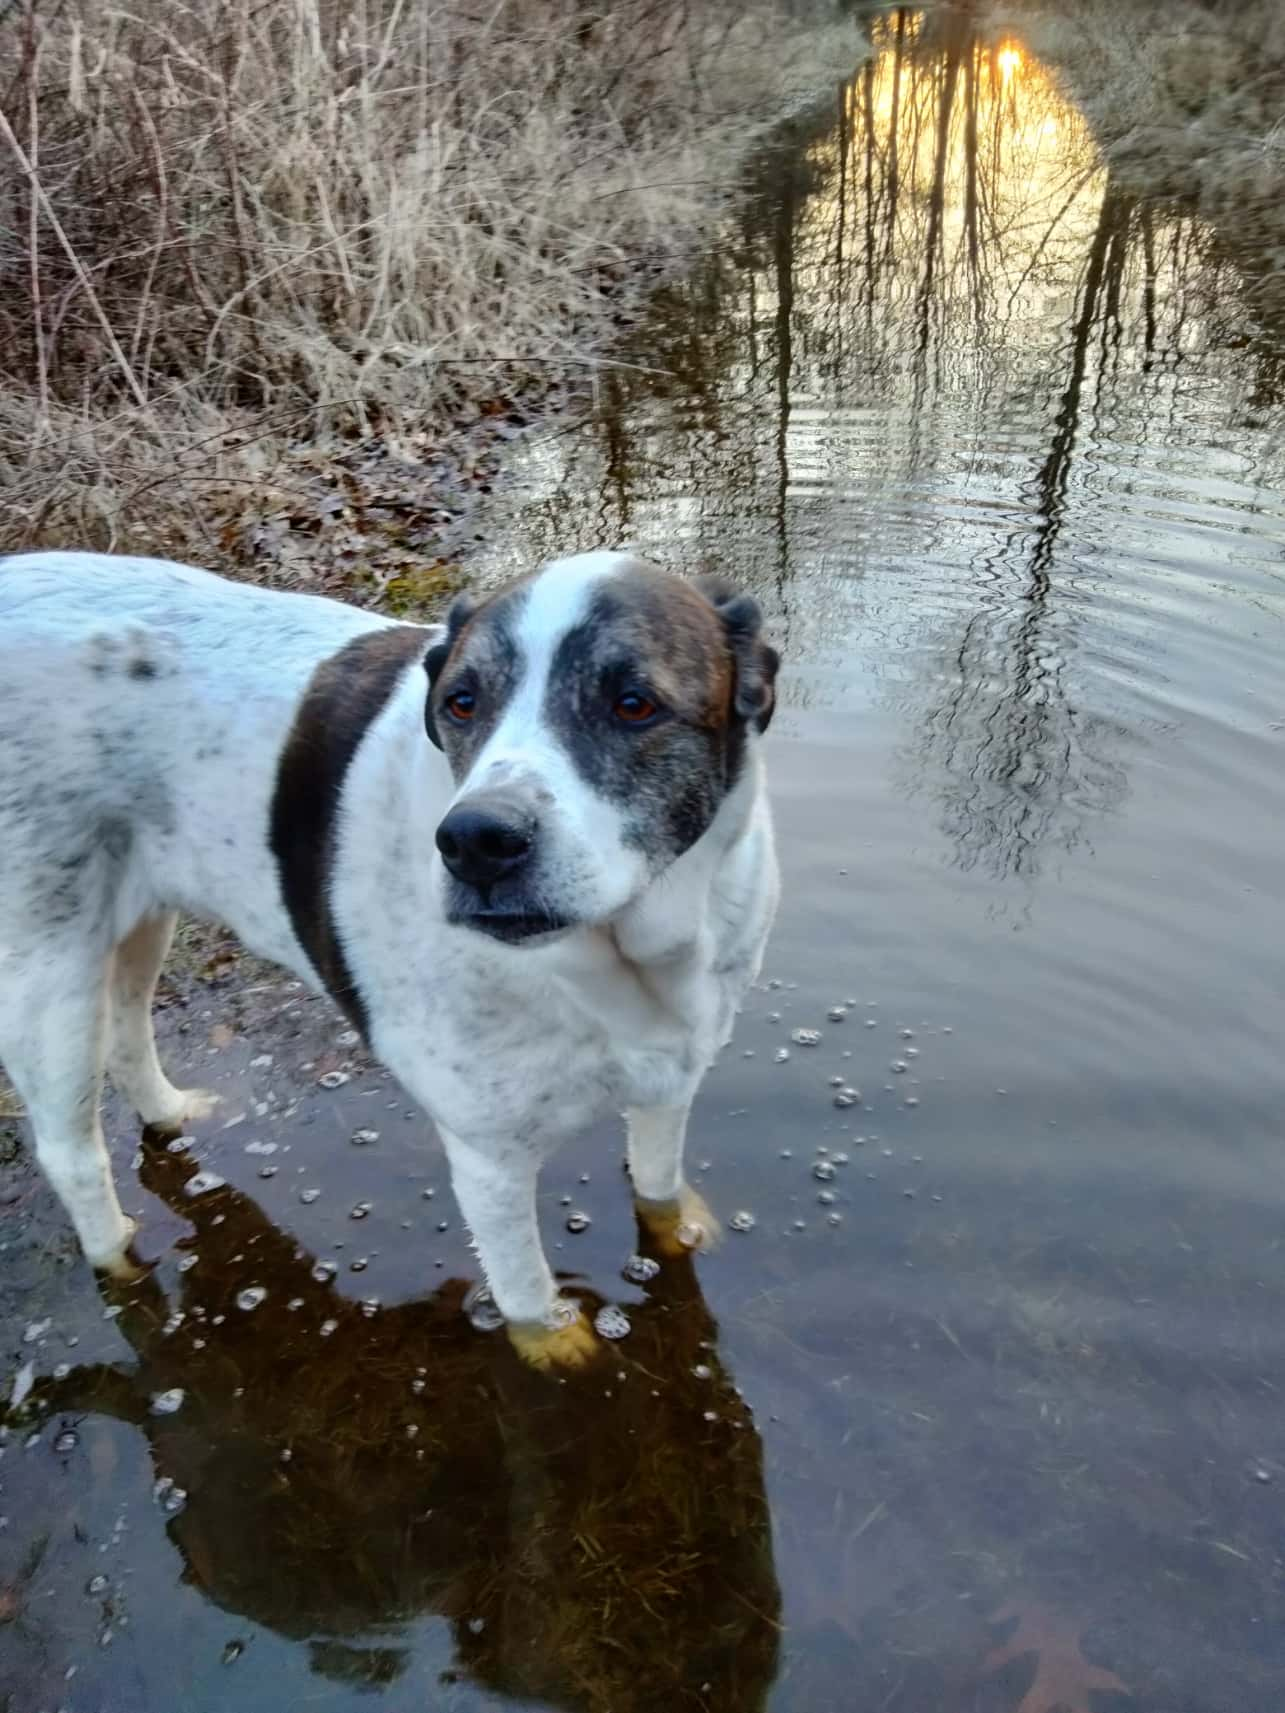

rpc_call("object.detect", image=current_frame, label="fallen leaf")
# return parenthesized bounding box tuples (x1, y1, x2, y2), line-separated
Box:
(981, 1602, 1130, 1712)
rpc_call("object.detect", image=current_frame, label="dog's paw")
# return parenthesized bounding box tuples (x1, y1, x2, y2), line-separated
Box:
(89, 1217, 148, 1283)
(635, 1186, 722, 1258)
(507, 1306, 600, 1373)
(143, 1086, 221, 1135)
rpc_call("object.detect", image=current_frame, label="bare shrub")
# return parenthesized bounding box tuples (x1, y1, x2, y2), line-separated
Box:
(0, 0, 854, 577)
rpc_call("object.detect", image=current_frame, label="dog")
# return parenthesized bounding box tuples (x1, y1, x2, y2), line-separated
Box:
(0, 549, 779, 1368)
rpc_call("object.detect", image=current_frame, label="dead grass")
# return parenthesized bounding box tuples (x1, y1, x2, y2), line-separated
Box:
(1003, 0, 1285, 213)
(0, 0, 855, 589)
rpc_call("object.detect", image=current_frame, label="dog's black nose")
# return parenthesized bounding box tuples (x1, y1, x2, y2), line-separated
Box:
(435, 800, 533, 891)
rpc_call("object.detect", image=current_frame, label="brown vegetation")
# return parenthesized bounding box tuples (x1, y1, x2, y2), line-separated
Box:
(0, 0, 852, 595)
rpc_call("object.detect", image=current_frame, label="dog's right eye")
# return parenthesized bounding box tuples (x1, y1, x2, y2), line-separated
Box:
(444, 689, 476, 723)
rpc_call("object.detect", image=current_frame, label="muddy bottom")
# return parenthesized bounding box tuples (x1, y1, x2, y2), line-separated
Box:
(5, 9, 1285, 1713)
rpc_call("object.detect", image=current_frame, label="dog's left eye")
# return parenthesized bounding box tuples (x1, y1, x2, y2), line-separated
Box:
(613, 691, 659, 726)
(444, 689, 476, 723)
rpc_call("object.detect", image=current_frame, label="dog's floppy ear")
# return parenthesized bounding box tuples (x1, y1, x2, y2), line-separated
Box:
(693, 575, 779, 735)
(422, 594, 476, 749)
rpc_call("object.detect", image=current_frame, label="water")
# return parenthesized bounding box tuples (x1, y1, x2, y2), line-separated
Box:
(4, 13, 1285, 1711)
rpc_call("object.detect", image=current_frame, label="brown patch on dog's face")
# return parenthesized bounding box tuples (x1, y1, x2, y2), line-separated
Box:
(541, 558, 778, 869)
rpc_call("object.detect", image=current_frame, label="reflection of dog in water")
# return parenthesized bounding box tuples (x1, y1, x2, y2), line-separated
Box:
(24, 1144, 781, 1711)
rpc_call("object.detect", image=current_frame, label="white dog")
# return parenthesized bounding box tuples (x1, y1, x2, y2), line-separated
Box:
(0, 549, 779, 1368)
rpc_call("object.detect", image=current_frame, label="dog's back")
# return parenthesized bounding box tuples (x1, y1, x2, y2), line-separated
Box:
(0, 551, 396, 947)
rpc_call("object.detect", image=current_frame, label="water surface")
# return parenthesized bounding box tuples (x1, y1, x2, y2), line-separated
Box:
(4, 13, 1285, 1711)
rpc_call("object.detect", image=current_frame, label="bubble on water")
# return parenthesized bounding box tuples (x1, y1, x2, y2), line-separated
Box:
(817, 1190, 836, 1206)
(184, 1170, 225, 1197)
(167, 1136, 195, 1154)
(546, 1298, 578, 1331)
(222, 1640, 246, 1666)
(150, 1389, 185, 1417)
(729, 1210, 756, 1233)
(791, 1028, 821, 1047)
(594, 1305, 631, 1340)
(774, 1048, 790, 1063)
(54, 1429, 79, 1454)
(827, 1211, 844, 1226)
(779, 1148, 793, 1158)
(833, 1152, 849, 1166)
(827, 1006, 848, 1023)
(319, 1319, 338, 1338)
(881, 1147, 894, 1158)
(411, 1377, 426, 1394)
(828, 1075, 845, 1088)
(349, 1202, 371, 1220)
(766, 978, 783, 990)
(865, 1019, 877, 1028)
(905, 1046, 920, 1058)
(792, 1218, 807, 1231)
(903, 1189, 916, 1200)
(236, 1286, 267, 1312)
(87, 1574, 109, 1596)
(622, 1254, 660, 1284)
(350, 1257, 369, 1273)
(287, 1297, 304, 1311)
(351, 1128, 379, 1146)
(299, 1188, 321, 1204)
(317, 1070, 350, 1089)
(311, 1260, 337, 1282)
(464, 1284, 505, 1332)
(905, 1096, 921, 1108)
(833, 1087, 860, 1108)
(766, 1011, 781, 1023)
(565, 1211, 591, 1233)
(703, 1410, 718, 1423)
(675, 1220, 707, 1250)
(22, 1319, 50, 1345)
(421, 1186, 436, 1200)
(336, 1028, 361, 1047)
(693, 1363, 712, 1380)
(1252, 1466, 1273, 1484)
(360, 1298, 380, 1317)
(258, 1166, 278, 1179)
(436, 1219, 449, 1233)
(162, 1313, 184, 1337)
(813, 1161, 836, 1182)
(245, 1140, 277, 1155)
(891, 1060, 908, 1074)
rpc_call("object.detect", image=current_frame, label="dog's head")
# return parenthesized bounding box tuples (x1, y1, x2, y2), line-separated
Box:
(423, 552, 778, 944)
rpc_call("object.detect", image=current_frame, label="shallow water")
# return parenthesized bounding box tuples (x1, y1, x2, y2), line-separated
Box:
(4, 13, 1285, 1712)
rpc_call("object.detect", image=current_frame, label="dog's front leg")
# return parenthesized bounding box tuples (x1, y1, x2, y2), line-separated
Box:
(627, 1099, 721, 1258)
(441, 1130, 598, 1373)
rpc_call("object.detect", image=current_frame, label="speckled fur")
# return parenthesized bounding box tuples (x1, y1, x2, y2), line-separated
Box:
(0, 549, 779, 1356)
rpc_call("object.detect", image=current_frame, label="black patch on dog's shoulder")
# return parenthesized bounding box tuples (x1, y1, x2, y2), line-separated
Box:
(271, 625, 430, 1036)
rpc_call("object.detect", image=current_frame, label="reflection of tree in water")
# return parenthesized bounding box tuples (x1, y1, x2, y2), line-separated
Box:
(495, 6, 1281, 870)
(922, 175, 1137, 880)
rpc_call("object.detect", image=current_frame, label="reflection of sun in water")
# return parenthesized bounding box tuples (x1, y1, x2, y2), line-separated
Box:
(997, 44, 1023, 81)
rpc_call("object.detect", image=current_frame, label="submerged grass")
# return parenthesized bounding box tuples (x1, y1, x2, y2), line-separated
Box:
(0, 0, 855, 588)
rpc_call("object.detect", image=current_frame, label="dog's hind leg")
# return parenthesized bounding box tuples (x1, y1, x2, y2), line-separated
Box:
(627, 1100, 721, 1258)
(108, 912, 218, 1131)
(0, 939, 138, 1275)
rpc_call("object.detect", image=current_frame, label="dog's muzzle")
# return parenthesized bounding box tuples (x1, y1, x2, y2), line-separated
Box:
(436, 792, 569, 944)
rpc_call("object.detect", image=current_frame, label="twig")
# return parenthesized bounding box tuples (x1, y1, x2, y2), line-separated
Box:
(0, 104, 150, 411)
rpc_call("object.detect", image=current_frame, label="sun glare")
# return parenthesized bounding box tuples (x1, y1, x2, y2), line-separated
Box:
(998, 44, 1023, 81)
